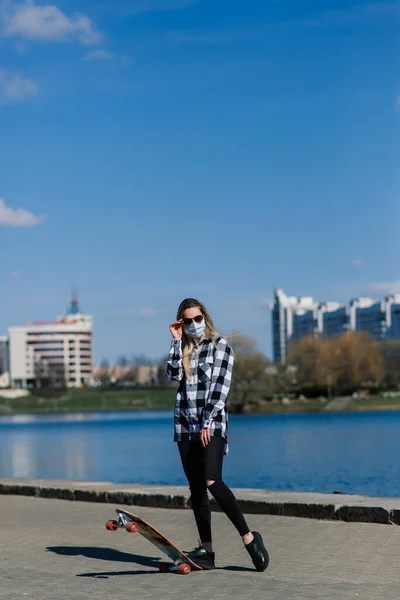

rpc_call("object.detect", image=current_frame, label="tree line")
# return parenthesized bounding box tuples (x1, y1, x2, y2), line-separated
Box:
(174, 331, 399, 413)
(287, 331, 400, 395)
(97, 354, 162, 386)
(225, 331, 400, 412)
(97, 331, 400, 412)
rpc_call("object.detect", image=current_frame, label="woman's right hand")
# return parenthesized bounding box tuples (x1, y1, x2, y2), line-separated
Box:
(170, 319, 183, 340)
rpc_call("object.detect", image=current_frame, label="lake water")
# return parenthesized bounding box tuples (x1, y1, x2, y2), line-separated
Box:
(0, 410, 399, 497)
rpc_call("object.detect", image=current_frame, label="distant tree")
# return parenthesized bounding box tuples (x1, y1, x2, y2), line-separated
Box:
(228, 333, 273, 413)
(116, 355, 128, 368)
(157, 355, 176, 388)
(380, 340, 400, 389)
(98, 358, 111, 386)
(332, 332, 383, 392)
(114, 355, 134, 383)
(34, 360, 47, 390)
(130, 353, 152, 367)
(287, 335, 332, 392)
(47, 363, 67, 392)
(288, 331, 384, 395)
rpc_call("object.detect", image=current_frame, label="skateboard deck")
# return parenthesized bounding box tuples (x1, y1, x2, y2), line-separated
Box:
(105, 507, 203, 574)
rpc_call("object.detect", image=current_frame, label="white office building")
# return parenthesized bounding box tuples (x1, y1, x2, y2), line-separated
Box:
(8, 295, 94, 389)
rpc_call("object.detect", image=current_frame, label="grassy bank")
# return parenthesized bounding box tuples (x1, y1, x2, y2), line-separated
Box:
(0, 387, 176, 414)
(347, 394, 400, 412)
(0, 388, 399, 415)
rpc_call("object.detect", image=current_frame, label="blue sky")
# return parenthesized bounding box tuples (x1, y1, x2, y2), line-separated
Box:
(0, 0, 399, 364)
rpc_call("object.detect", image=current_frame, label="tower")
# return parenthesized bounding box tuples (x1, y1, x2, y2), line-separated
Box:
(68, 289, 80, 315)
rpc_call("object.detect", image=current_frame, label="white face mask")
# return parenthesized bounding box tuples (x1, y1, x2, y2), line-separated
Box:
(185, 318, 206, 339)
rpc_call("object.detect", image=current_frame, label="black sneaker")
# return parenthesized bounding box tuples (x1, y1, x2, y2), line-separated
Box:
(245, 531, 269, 572)
(183, 545, 215, 570)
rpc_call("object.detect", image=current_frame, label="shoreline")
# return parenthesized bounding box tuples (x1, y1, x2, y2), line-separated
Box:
(1, 403, 400, 418)
(1, 477, 399, 525)
(1, 388, 400, 416)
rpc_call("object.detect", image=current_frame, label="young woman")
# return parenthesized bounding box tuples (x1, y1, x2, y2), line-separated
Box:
(166, 298, 269, 572)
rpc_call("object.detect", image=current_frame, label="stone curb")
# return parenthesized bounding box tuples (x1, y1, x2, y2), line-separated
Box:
(0, 478, 399, 525)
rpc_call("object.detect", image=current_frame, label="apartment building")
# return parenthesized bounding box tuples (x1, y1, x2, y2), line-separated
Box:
(385, 294, 400, 339)
(318, 303, 348, 337)
(271, 289, 302, 364)
(271, 288, 400, 364)
(271, 290, 348, 363)
(349, 298, 387, 339)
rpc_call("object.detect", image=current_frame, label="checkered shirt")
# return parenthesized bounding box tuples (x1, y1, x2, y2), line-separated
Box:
(165, 335, 234, 454)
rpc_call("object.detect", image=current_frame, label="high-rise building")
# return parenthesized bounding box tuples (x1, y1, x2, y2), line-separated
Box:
(292, 303, 320, 343)
(318, 302, 348, 337)
(271, 288, 400, 363)
(271, 289, 299, 364)
(271, 289, 320, 364)
(8, 294, 94, 389)
(349, 298, 387, 339)
(385, 294, 400, 339)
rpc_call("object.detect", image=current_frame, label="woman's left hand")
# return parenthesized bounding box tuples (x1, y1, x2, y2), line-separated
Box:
(200, 428, 211, 447)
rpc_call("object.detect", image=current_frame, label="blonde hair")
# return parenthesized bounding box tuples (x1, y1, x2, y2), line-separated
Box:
(176, 298, 219, 381)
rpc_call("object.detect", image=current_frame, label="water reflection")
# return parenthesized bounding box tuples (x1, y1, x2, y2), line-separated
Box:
(3, 428, 93, 480)
(0, 410, 171, 425)
(0, 410, 399, 496)
(10, 434, 32, 478)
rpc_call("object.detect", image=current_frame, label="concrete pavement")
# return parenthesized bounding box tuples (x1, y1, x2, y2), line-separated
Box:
(1, 494, 400, 600)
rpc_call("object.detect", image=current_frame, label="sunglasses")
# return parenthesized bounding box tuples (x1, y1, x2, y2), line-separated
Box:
(183, 315, 204, 326)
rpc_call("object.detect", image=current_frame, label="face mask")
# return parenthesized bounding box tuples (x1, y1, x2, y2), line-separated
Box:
(185, 319, 206, 339)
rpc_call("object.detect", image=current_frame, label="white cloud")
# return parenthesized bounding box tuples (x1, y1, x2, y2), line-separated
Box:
(82, 49, 133, 69)
(138, 308, 159, 317)
(83, 49, 114, 61)
(0, 198, 45, 227)
(369, 281, 400, 294)
(1, 1, 103, 45)
(0, 68, 38, 100)
(351, 259, 364, 268)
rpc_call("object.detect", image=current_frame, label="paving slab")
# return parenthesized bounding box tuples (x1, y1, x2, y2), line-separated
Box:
(0, 494, 400, 600)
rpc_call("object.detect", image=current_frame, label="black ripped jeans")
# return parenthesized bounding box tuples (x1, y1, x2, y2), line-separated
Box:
(178, 437, 250, 544)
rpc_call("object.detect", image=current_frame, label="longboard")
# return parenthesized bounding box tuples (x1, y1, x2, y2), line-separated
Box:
(105, 508, 204, 575)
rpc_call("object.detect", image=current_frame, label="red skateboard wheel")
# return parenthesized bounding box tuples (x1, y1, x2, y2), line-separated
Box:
(178, 563, 191, 575)
(126, 522, 139, 533)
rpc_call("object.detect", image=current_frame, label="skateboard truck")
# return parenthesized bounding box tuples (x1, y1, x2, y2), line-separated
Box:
(105, 513, 138, 532)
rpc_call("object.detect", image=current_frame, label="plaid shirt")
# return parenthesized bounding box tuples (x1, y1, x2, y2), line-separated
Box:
(165, 335, 234, 454)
